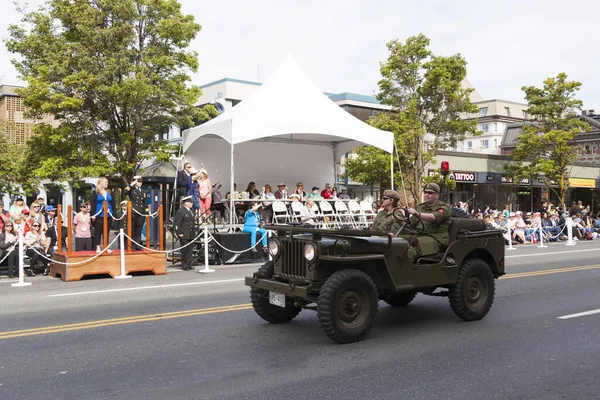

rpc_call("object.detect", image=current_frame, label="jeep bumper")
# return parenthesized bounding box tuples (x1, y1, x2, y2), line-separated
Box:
(245, 276, 312, 297)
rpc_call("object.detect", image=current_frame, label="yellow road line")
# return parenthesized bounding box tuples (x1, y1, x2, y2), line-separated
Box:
(500, 264, 600, 279)
(2, 264, 600, 340)
(0, 304, 252, 339)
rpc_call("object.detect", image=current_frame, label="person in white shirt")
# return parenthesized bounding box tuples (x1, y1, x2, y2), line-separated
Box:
(298, 197, 319, 225)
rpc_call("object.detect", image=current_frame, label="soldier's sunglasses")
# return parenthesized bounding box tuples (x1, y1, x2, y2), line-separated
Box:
(382, 196, 390, 200)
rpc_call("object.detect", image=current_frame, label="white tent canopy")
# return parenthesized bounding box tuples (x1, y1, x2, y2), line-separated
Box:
(181, 55, 393, 225)
(182, 55, 393, 155)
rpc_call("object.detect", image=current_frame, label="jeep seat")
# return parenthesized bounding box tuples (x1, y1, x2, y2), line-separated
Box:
(448, 218, 486, 243)
(416, 218, 486, 265)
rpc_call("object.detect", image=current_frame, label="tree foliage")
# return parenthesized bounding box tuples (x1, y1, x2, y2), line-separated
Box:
(0, 121, 38, 195)
(6, 0, 215, 187)
(504, 73, 590, 207)
(345, 34, 479, 198)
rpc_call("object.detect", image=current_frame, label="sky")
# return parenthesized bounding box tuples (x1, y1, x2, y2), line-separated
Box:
(1, 0, 599, 108)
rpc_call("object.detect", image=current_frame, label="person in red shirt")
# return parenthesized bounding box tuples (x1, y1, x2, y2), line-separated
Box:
(321, 183, 333, 199)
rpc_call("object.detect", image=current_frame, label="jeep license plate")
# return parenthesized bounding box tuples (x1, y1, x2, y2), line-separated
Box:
(269, 291, 286, 308)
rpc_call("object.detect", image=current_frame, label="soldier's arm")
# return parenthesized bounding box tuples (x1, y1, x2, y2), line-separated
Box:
(173, 211, 183, 235)
(409, 206, 448, 224)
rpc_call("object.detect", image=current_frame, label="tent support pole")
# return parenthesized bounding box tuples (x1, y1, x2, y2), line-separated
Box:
(390, 151, 394, 190)
(332, 143, 337, 189)
(229, 132, 235, 230)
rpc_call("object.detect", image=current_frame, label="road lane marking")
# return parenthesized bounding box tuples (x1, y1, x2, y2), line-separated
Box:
(0, 303, 253, 339)
(47, 264, 600, 298)
(500, 264, 600, 279)
(3, 264, 598, 340)
(47, 278, 245, 297)
(505, 247, 600, 258)
(558, 309, 600, 319)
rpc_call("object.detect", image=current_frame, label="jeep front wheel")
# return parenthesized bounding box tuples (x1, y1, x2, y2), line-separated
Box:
(250, 261, 301, 323)
(449, 258, 495, 321)
(317, 269, 378, 344)
(383, 291, 417, 307)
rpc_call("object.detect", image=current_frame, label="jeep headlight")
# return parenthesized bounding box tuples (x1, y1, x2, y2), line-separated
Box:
(304, 243, 316, 262)
(268, 238, 280, 257)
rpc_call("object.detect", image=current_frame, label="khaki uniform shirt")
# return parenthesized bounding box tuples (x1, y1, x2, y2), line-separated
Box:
(371, 208, 402, 234)
(411, 199, 452, 246)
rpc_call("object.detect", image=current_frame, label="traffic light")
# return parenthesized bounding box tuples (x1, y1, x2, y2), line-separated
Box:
(440, 161, 450, 177)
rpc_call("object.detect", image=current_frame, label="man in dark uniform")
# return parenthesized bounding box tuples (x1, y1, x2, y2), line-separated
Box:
(405, 183, 452, 262)
(177, 162, 192, 200)
(371, 189, 403, 235)
(125, 175, 147, 250)
(174, 196, 196, 270)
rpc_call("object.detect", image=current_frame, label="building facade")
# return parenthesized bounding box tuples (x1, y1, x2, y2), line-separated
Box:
(0, 84, 57, 145)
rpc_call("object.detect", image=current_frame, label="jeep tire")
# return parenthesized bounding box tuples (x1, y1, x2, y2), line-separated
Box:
(383, 291, 417, 307)
(449, 258, 495, 321)
(250, 261, 301, 323)
(317, 269, 378, 344)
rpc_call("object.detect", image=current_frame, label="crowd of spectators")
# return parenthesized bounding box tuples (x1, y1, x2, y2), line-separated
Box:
(0, 195, 65, 277)
(452, 200, 600, 244)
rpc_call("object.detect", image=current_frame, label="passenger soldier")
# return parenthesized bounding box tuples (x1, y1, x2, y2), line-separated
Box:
(371, 190, 403, 235)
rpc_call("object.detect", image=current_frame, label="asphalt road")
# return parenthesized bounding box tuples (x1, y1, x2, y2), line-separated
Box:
(1, 240, 600, 400)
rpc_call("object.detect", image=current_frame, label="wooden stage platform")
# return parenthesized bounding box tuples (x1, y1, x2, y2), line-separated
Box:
(50, 251, 167, 282)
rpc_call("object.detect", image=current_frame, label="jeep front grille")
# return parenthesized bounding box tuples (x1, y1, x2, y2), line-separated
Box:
(279, 239, 308, 279)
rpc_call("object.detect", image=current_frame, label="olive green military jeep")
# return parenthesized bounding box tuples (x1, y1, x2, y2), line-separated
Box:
(245, 216, 505, 344)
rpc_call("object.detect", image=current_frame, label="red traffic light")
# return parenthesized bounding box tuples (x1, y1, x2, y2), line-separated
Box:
(440, 161, 450, 176)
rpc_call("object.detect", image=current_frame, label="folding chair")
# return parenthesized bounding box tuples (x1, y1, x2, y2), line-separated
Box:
(272, 200, 292, 224)
(318, 201, 337, 228)
(360, 200, 375, 226)
(334, 200, 355, 228)
(348, 200, 367, 228)
(290, 200, 303, 223)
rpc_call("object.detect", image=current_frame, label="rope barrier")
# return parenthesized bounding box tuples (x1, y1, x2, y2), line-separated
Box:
(122, 229, 207, 254)
(0, 246, 15, 265)
(107, 210, 127, 221)
(207, 230, 268, 254)
(28, 234, 121, 266)
(131, 208, 159, 218)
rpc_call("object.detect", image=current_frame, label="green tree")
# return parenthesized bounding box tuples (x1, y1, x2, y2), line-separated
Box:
(504, 73, 590, 208)
(345, 34, 479, 199)
(6, 0, 216, 187)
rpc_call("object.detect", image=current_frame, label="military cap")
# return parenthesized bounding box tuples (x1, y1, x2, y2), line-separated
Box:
(383, 189, 400, 201)
(423, 183, 440, 193)
(181, 195, 193, 202)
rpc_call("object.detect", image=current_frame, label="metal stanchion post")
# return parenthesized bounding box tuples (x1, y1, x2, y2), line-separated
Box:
(198, 226, 215, 274)
(114, 229, 132, 279)
(12, 230, 32, 287)
(506, 220, 516, 251)
(565, 217, 576, 246)
(537, 225, 547, 248)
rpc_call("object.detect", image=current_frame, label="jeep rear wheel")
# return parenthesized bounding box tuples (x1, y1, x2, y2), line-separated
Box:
(317, 269, 378, 344)
(250, 261, 301, 324)
(383, 291, 417, 307)
(449, 258, 495, 321)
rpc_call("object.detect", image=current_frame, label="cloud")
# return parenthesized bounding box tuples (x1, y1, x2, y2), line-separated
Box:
(2, 0, 599, 108)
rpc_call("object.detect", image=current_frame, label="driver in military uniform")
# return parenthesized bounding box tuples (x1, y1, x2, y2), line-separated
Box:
(404, 183, 451, 262)
(371, 190, 403, 235)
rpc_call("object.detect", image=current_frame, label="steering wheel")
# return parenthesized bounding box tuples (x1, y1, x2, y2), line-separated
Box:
(393, 207, 425, 236)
